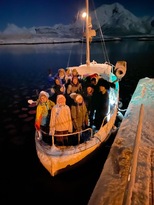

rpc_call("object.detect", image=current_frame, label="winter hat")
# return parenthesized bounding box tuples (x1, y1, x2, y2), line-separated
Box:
(39, 91, 49, 99)
(58, 68, 65, 75)
(70, 93, 83, 103)
(75, 94, 83, 103)
(97, 78, 110, 89)
(70, 92, 77, 99)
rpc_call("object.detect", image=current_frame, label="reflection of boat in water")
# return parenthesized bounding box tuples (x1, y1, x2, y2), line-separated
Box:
(35, 0, 127, 177)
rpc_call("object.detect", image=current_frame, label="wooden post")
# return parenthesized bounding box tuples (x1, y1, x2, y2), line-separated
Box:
(123, 104, 144, 205)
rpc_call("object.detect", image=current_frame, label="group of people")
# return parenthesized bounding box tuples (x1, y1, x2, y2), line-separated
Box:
(35, 90, 88, 145)
(34, 67, 114, 145)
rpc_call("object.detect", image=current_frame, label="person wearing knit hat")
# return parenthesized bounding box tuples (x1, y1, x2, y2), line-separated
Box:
(39, 91, 49, 99)
(49, 94, 72, 145)
(70, 93, 83, 103)
(56, 94, 66, 106)
(35, 90, 55, 134)
(66, 76, 82, 95)
(94, 78, 110, 129)
(54, 68, 66, 86)
(50, 77, 65, 103)
(70, 94, 89, 132)
(28, 91, 49, 106)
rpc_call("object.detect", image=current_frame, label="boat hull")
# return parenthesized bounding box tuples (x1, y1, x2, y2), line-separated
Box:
(35, 103, 118, 177)
(36, 139, 101, 176)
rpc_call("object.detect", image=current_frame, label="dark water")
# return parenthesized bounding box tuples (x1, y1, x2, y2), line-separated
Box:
(1, 40, 154, 204)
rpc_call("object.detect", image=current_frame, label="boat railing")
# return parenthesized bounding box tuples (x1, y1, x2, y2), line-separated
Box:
(36, 127, 93, 146)
(100, 105, 116, 128)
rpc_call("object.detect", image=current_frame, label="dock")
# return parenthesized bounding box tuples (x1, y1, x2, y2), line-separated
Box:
(88, 77, 154, 205)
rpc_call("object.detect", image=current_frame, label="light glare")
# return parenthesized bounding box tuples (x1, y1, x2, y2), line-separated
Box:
(82, 12, 87, 18)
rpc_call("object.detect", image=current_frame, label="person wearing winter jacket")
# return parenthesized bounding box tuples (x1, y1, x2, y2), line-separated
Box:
(35, 91, 55, 133)
(49, 94, 72, 145)
(70, 93, 89, 132)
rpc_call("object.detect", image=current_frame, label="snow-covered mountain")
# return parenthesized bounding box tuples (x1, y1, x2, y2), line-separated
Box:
(28, 2, 154, 37)
(91, 3, 154, 36)
(0, 2, 154, 43)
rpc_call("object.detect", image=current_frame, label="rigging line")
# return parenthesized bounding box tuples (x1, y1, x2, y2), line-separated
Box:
(91, 0, 110, 63)
(66, 42, 74, 68)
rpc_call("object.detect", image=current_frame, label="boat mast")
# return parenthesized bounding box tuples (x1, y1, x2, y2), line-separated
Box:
(85, 0, 96, 66)
(86, 0, 90, 66)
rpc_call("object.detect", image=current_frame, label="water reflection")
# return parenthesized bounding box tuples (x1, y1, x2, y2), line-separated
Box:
(1, 40, 154, 204)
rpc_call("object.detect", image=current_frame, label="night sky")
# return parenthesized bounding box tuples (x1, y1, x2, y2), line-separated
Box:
(0, 0, 153, 31)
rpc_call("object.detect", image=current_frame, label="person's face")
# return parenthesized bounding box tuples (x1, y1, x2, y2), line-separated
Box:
(59, 70, 65, 77)
(99, 86, 106, 93)
(91, 79, 96, 85)
(87, 86, 93, 94)
(55, 79, 60, 85)
(72, 77, 78, 84)
(40, 95, 48, 103)
(72, 70, 77, 76)
(66, 69, 70, 75)
(57, 96, 66, 105)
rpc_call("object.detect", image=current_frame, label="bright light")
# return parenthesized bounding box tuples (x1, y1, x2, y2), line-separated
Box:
(82, 12, 87, 18)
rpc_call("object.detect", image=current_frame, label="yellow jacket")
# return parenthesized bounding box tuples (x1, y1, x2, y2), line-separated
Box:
(35, 99, 55, 128)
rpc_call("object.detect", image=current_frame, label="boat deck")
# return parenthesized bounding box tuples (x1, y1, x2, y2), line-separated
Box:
(88, 77, 154, 205)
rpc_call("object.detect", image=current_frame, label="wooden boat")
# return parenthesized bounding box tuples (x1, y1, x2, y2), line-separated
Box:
(35, 0, 127, 177)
